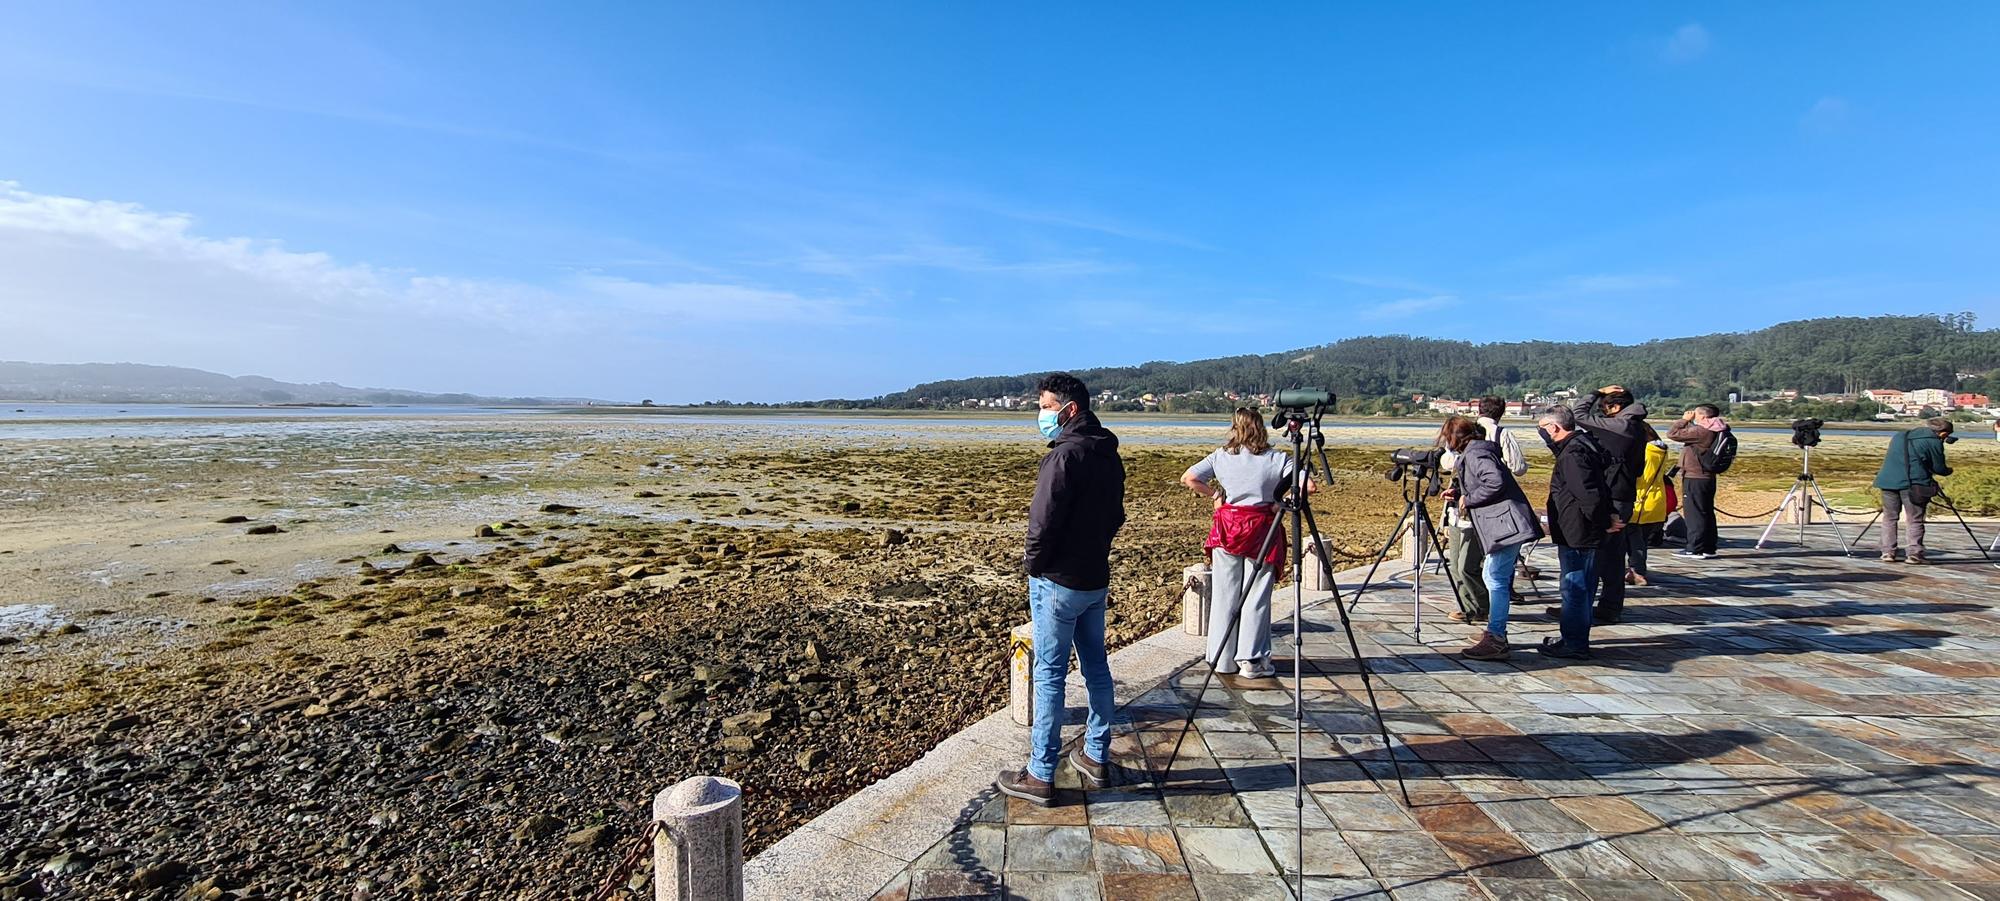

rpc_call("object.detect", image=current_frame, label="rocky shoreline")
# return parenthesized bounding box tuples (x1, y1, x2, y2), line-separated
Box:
(0, 421, 1967, 898)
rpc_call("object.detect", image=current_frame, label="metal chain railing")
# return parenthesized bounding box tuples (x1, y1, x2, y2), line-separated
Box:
(587, 820, 663, 901)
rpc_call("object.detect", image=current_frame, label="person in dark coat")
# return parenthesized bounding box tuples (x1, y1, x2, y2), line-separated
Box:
(1536, 406, 1621, 660)
(998, 373, 1127, 807)
(1569, 386, 1649, 624)
(1438, 416, 1543, 661)
(1873, 418, 1955, 564)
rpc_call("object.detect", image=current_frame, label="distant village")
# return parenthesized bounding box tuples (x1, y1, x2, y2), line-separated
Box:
(935, 385, 1996, 421)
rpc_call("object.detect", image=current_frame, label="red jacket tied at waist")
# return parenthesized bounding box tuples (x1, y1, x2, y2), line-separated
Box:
(1206, 503, 1286, 566)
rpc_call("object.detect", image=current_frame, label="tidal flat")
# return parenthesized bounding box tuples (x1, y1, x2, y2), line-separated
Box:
(0, 412, 1991, 897)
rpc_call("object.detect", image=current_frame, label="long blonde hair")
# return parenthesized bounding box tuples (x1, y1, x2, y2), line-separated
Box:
(1223, 408, 1270, 454)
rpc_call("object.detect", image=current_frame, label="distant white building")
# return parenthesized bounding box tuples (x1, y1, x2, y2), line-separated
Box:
(1906, 388, 1953, 409)
(1865, 389, 1906, 407)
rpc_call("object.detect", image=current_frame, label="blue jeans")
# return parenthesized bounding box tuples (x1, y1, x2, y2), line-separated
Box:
(1556, 546, 1599, 651)
(1028, 576, 1115, 782)
(1481, 542, 1523, 640)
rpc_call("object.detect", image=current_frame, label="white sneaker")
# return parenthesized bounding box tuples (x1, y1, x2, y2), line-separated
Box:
(1243, 659, 1278, 679)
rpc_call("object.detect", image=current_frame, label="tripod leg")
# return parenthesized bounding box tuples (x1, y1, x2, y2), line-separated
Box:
(1298, 500, 1413, 806)
(1807, 479, 1853, 555)
(1756, 482, 1804, 549)
(1345, 499, 1418, 614)
(1161, 508, 1287, 784)
(1940, 496, 1999, 564)
(1854, 511, 1880, 549)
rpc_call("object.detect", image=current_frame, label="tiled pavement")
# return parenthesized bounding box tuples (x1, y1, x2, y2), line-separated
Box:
(870, 525, 2000, 900)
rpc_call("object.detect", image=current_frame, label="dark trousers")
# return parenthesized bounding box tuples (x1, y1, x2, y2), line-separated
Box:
(1627, 523, 1660, 574)
(1557, 546, 1598, 652)
(1682, 477, 1719, 554)
(1593, 500, 1633, 616)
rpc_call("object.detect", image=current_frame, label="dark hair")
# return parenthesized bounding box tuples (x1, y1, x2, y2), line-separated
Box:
(1929, 417, 1954, 434)
(1603, 390, 1635, 409)
(1478, 396, 1506, 421)
(1440, 415, 1483, 453)
(1035, 372, 1091, 411)
(1695, 403, 1720, 418)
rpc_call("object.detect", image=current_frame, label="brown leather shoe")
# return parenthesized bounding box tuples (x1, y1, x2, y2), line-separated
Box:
(995, 768, 1055, 807)
(1461, 632, 1509, 661)
(1069, 746, 1110, 789)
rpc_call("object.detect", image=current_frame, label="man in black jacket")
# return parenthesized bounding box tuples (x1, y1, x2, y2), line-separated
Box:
(1567, 386, 1649, 624)
(997, 373, 1127, 806)
(1536, 406, 1621, 660)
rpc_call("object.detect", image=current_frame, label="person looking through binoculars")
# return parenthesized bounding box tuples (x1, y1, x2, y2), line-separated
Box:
(1180, 408, 1316, 679)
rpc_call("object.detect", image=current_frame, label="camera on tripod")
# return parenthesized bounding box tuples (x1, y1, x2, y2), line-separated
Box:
(1384, 446, 1444, 482)
(1791, 418, 1825, 448)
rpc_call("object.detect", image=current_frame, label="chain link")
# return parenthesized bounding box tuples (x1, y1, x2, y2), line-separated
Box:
(586, 820, 663, 901)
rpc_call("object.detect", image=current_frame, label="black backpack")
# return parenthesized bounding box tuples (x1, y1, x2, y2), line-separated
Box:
(1701, 428, 1739, 475)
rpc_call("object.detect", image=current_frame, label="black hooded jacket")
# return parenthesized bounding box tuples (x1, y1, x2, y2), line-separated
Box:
(1545, 428, 1616, 550)
(1571, 392, 1650, 511)
(1024, 409, 1127, 591)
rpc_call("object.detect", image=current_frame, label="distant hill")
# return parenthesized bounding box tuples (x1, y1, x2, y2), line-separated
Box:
(0, 362, 613, 406)
(859, 314, 2000, 412)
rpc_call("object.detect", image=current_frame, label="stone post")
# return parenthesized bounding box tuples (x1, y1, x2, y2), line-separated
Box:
(1182, 564, 1211, 636)
(1301, 538, 1332, 592)
(653, 776, 743, 901)
(1010, 623, 1035, 726)
(1402, 518, 1431, 566)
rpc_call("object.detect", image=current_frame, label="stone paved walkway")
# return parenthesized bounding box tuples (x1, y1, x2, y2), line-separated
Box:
(869, 525, 2000, 900)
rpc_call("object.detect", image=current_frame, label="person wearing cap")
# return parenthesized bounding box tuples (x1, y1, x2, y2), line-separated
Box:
(1873, 417, 1956, 564)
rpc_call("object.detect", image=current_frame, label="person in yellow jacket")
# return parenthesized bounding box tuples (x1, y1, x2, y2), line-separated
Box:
(1626, 423, 1672, 586)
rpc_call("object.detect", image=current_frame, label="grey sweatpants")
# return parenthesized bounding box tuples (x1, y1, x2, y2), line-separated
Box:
(1879, 489, 1929, 558)
(1206, 550, 1274, 674)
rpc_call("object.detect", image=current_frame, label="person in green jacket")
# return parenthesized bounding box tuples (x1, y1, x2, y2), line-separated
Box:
(1873, 418, 1956, 564)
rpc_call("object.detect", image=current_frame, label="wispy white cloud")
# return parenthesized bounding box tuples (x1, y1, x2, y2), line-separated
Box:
(1329, 274, 1448, 295)
(788, 242, 1123, 279)
(1555, 273, 1679, 293)
(0, 182, 865, 397)
(1661, 23, 1711, 63)
(1360, 295, 1459, 321)
(1801, 96, 1850, 135)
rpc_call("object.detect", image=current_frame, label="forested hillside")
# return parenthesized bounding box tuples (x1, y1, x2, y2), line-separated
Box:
(862, 314, 1998, 411)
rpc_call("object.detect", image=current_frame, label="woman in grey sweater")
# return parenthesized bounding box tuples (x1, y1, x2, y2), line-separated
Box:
(1180, 409, 1302, 679)
(1438, 416, 1544, 660)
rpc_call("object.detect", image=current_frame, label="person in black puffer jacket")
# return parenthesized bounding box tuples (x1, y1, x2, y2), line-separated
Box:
(1569, 386, 1649, 624)
(1536, 406, 1622, 660)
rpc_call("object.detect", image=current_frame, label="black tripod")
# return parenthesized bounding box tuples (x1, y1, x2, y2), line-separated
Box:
(1755, 442, 1854, 554)
(1341, 455, 1465, 639)
(1158, 392, 1410, 899)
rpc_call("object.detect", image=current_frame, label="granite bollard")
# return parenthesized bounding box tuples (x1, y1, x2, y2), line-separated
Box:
(1009, 622, 1034, 726)
(1181, 563, 1211, 636)
(653, 776, 744, 901)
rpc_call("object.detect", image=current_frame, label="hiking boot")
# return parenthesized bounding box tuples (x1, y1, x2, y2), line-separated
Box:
(1593, 608, 1622, 626)
(1069, 746, 1110, 789)
(995, 768, 1055, 807)
(1461, 632, 1509, 661)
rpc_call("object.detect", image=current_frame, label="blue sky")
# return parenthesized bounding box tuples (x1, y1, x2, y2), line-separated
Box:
(2, 3, 1996, 402)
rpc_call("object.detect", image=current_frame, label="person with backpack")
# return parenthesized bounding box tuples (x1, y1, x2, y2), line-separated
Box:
(1667, 404, 1735, 559)
(1441, 396, 1527, 627)
(1873, 417, 1956, 564)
